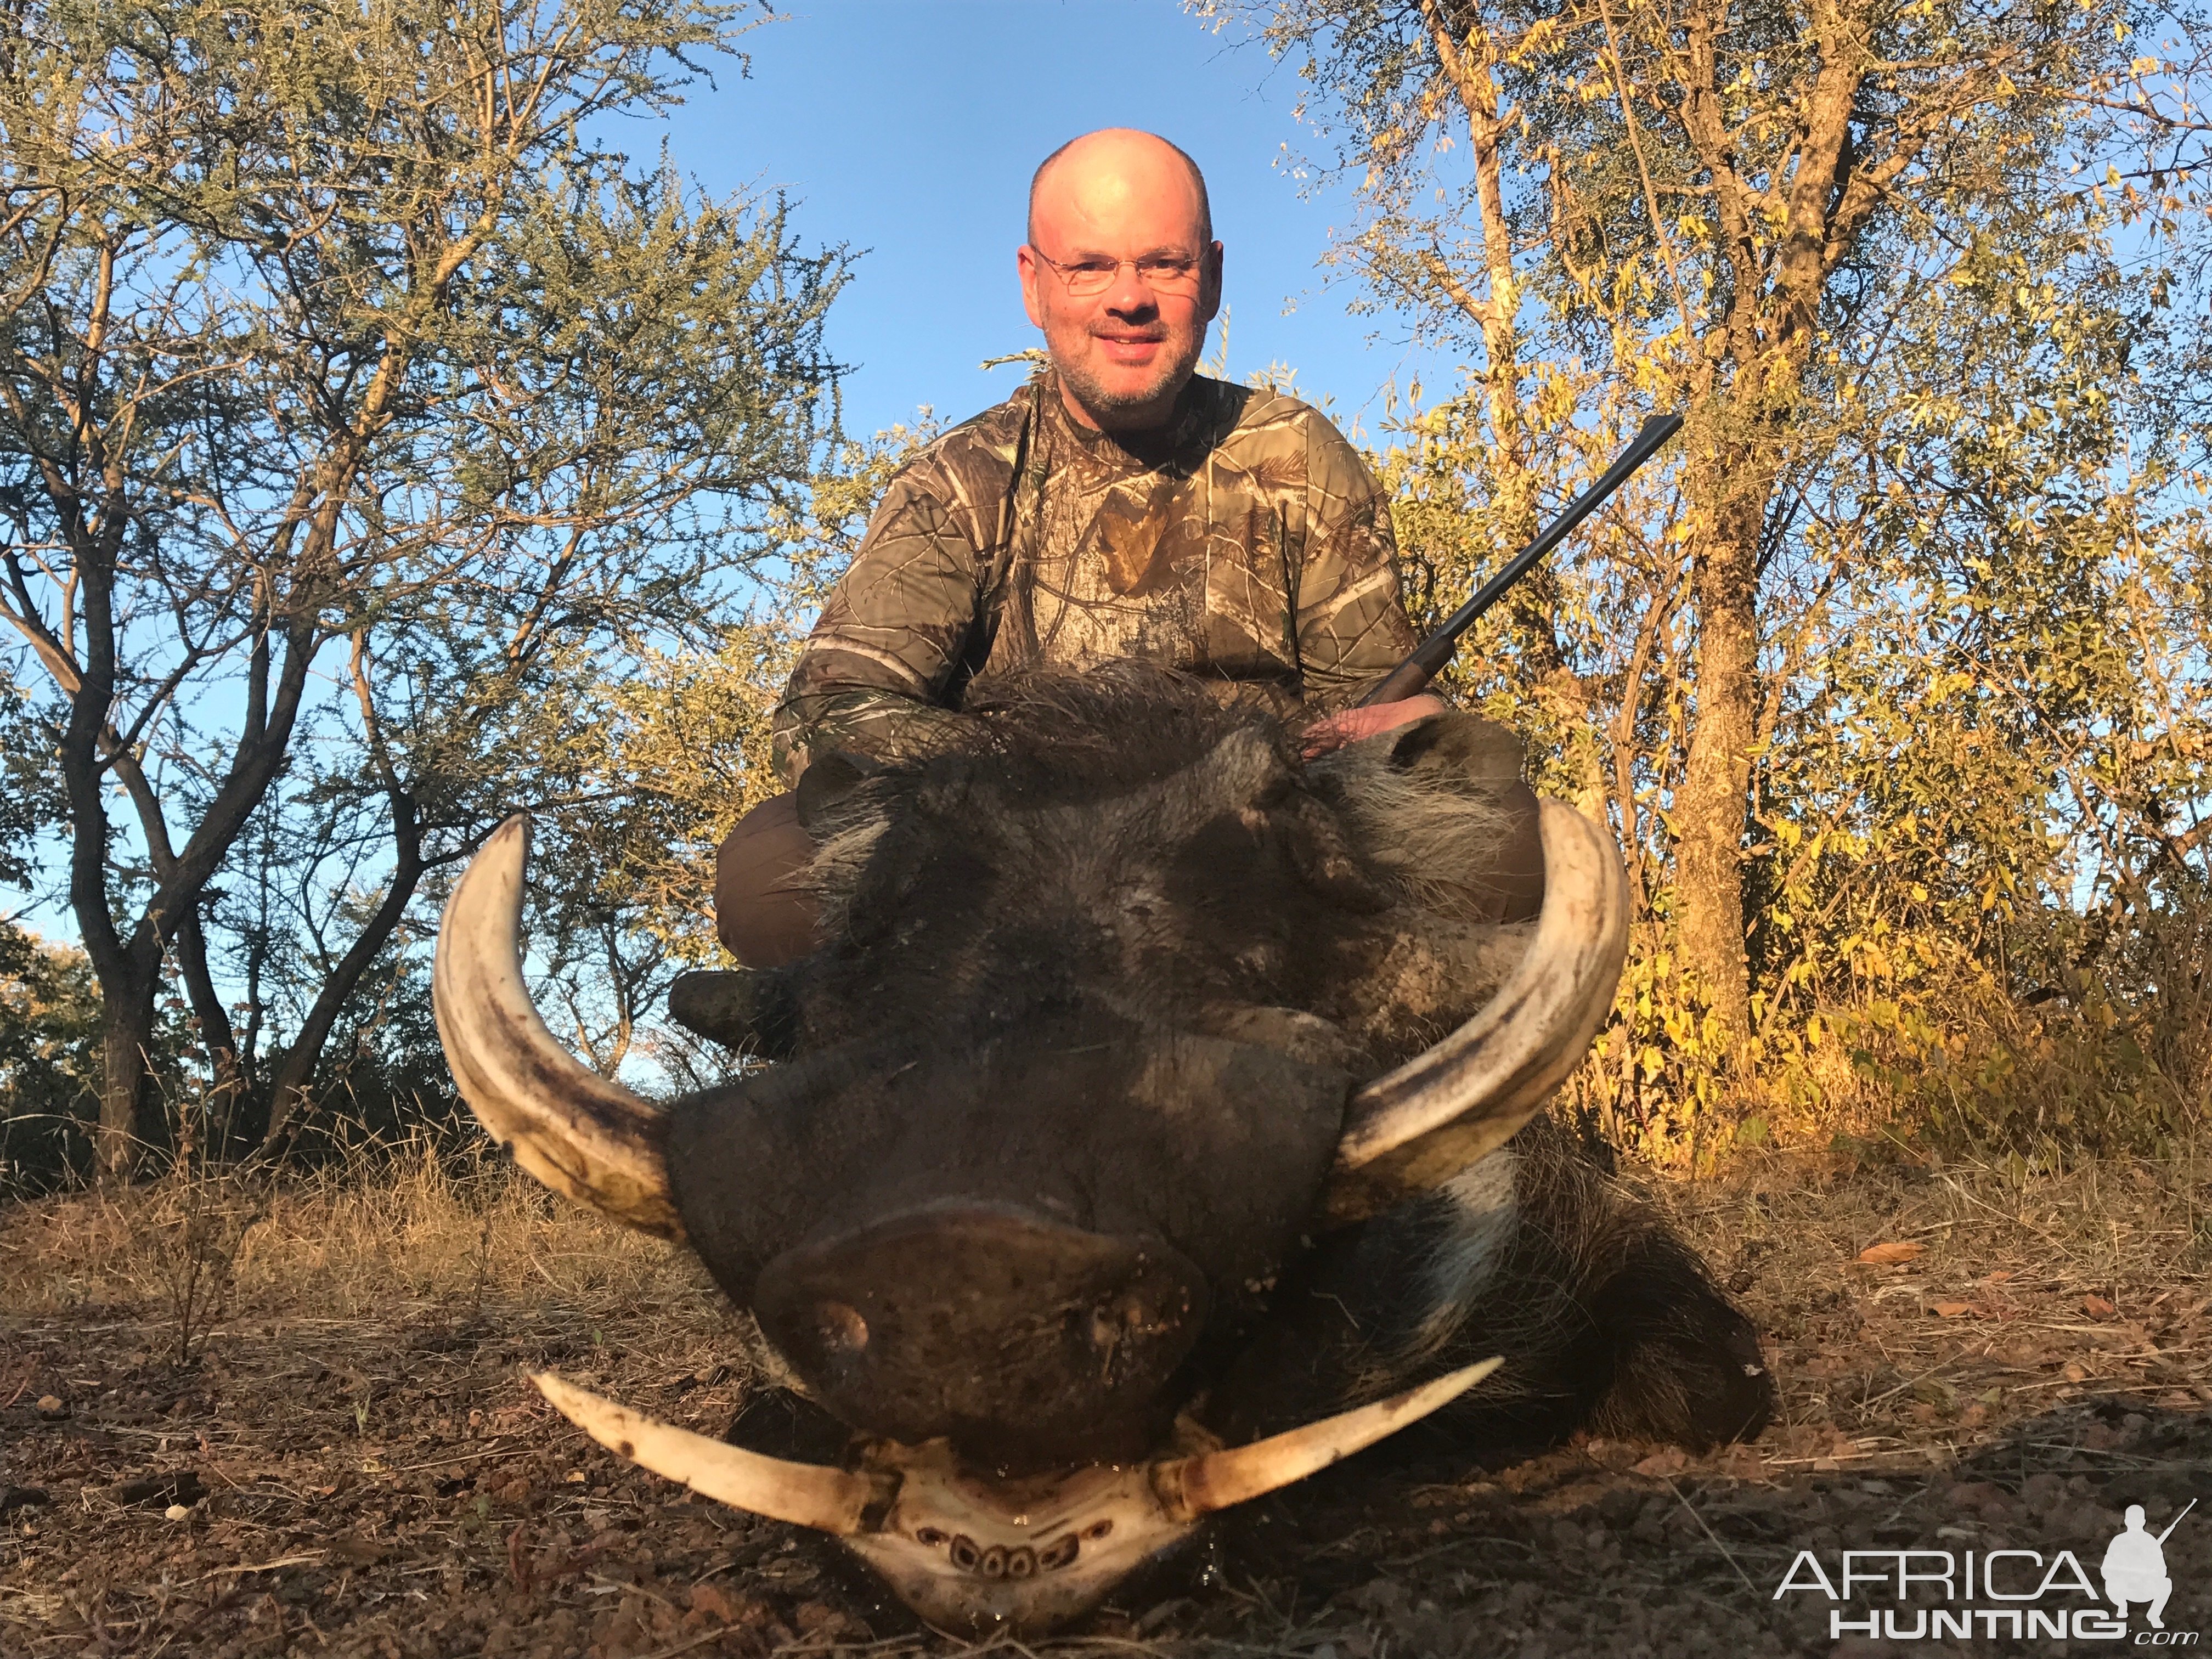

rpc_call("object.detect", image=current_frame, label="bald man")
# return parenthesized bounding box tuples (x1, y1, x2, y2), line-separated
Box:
(714, 130, 1471, 969)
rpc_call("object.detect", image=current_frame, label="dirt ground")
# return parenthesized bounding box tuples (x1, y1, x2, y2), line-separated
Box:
(3, 1145, 2209, 1657)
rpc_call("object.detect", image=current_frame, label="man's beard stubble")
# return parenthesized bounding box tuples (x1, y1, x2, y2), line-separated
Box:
(1052, 324, 1204, 427)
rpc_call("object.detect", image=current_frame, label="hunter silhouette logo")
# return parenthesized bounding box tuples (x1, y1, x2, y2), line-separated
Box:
(1774, 1495, 2201, 1643)
(2105, 1500, 2192, 1631)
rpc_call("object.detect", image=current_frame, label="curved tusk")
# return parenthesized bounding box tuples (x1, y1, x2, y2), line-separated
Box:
(432, 815, 683, 1238)
(531, 1371, 890, 1534)
(1156, 1357, 1502, 1520)
(1324, 800, 1629, 1224)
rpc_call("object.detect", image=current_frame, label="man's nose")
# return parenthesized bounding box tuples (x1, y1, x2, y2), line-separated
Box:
(1099, 266, 1158, 318)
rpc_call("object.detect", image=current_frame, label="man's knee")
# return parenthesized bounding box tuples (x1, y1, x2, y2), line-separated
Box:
(715, 792, 820, 969)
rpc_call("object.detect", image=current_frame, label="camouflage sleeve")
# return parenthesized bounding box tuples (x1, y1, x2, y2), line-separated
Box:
(1294, 421, 1420, 711)
(770, 479, 985, 786)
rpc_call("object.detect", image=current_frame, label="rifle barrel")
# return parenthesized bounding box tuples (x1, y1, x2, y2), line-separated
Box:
(1357, 412, 1684, 707)
(2155, 1498, 2196, 1545)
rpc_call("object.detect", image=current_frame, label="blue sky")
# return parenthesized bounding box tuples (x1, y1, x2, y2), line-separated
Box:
(644, 0, 1453, 443)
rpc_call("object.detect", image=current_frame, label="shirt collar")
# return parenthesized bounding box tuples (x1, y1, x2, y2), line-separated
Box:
(1040, 371, 1220, 469)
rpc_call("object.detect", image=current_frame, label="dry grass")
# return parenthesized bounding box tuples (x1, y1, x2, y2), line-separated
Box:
(0, 1138, 721, 1328)
(3, 1136, 2209, 1656)
(1665, 1137, 2212, 1464)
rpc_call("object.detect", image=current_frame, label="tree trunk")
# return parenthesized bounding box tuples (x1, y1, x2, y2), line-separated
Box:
(95, 959, 159, 1174)
(1670, 453, 1771, 1052)
(174, 905, 252, 1153)
(258, 789, 427, 1153)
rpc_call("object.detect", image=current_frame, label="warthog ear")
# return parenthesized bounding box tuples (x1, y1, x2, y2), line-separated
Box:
(1312, 710, 1544, 923)
(668, 969, 800, 1059)
(1383, 710, 1529, 789)
(795, 749, 885, 837)
(1322, 799, 1629, 1224)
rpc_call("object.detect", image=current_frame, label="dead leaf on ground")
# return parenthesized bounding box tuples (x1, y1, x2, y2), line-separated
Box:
(1930, 1301, 1975, 1318)
(2083, 1295, 2117, 1317)
(686, 1582, 738, 1623)
(1859, 1242, 1926, 1265)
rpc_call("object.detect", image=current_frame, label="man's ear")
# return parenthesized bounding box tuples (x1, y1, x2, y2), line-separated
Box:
(1199, 239, 1224, 323)
(1017, 244, 1047, 329)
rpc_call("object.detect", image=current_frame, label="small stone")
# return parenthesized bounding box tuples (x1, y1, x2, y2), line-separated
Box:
(118, 1471, 207, 1509)
(34, 1396, 65, 1419)
(164, 1503, 191, 1521)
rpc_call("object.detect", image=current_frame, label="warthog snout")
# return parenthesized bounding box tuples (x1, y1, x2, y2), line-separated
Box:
(752, 1201, 1209, 1466)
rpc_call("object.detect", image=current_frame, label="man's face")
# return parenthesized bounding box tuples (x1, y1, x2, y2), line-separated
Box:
(1019, 136, 1222, 432)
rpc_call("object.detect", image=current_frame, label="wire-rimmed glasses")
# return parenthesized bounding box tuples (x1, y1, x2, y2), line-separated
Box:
(1029, 248, 1205, 298)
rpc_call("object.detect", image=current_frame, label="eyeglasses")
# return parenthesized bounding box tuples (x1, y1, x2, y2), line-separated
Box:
(1029, 247, 1206, 298)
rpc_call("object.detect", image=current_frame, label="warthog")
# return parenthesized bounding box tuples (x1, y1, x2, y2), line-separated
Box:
(433, 668, 1769, 1634)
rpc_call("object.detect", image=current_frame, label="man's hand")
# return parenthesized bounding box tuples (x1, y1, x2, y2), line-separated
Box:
(1300, 693, 1449, 758)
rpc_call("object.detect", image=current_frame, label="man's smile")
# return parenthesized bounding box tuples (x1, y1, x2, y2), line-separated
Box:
(1094, 332, 1165, 362)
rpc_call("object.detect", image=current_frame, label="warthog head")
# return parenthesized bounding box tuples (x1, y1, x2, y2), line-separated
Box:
(432, 668, 1633, 1632)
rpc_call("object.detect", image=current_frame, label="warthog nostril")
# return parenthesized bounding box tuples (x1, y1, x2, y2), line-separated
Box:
(1082, 1519, 1114, 1540)
(913, 1526, 946, 1547)
(1087, 1291, 1156, 1356)
(815, 1301, 867, 1354)
(754, 1206, 1208, 1458)
(1037, 1532, 1080, 1571)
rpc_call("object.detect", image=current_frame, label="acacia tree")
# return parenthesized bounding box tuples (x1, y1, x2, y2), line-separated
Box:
(0, 0, 846, 1170)
(1213, 0, 2198, 1059)
(513, 416, 936, 1084)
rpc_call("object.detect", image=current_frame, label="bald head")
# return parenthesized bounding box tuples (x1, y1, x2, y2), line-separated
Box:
(1028, 129, 1212, 249)
(1018, 128, 1223, 433)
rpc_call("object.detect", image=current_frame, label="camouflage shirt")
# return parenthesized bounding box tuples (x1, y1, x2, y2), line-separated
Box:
(770, 371, 1420, 785)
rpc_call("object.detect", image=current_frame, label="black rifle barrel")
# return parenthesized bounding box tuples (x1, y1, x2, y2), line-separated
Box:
(1356, 411, 1685, 707)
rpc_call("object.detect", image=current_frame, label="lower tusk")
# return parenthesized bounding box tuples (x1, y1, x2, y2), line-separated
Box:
(1155, 1357, 1503, 1520)
(531, 1372, 890, 1535)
